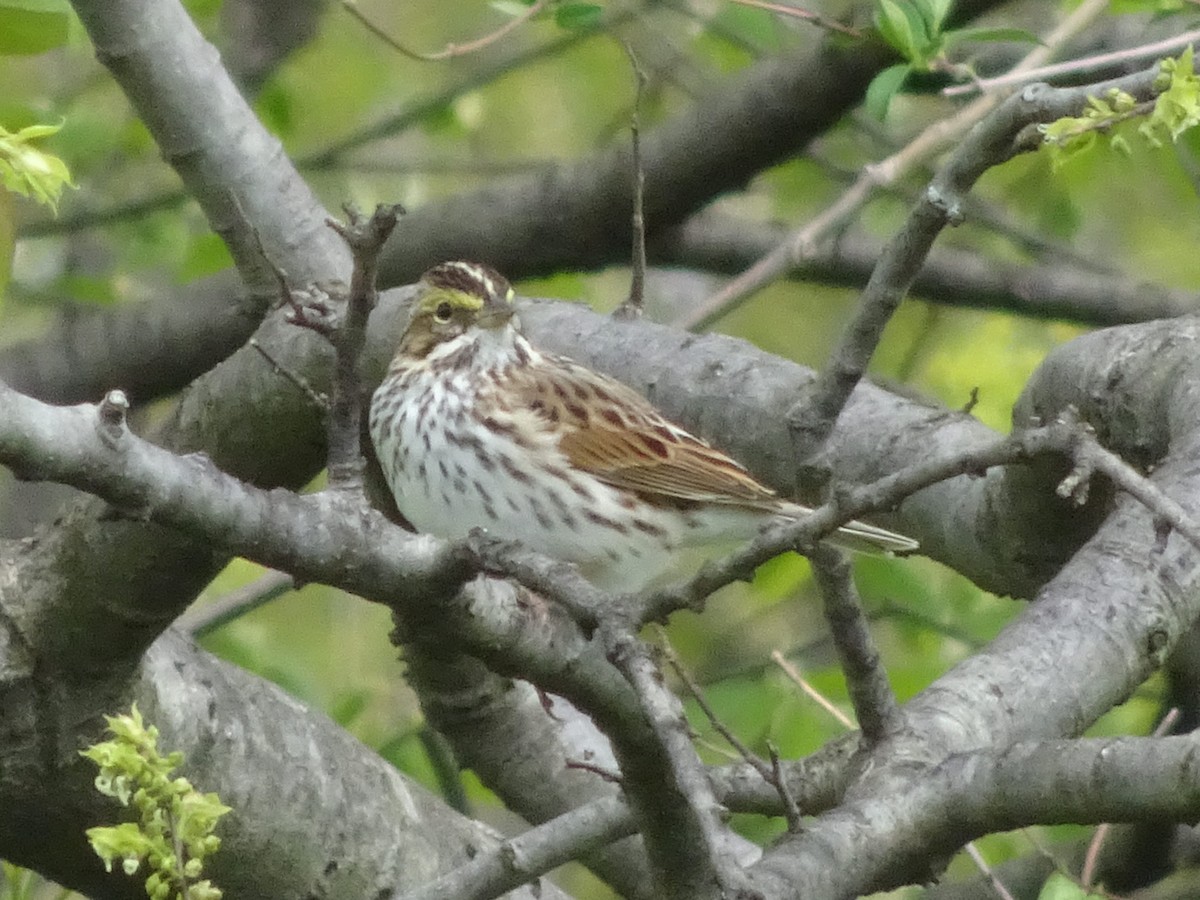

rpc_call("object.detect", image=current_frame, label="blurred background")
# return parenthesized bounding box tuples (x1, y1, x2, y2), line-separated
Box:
(2, 1, 1195, 896)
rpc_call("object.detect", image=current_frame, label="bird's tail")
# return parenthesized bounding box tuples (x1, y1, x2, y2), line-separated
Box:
(829, 518, 918, 555)
(775, 501, 918, 554)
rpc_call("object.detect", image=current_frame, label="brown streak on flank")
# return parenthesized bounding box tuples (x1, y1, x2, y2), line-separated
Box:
(541, 463, 570, 481)
(473, 479, 493, 504)
(654, 424, 677, 443)
(547, 407, 560, 423)
(438, 459, 450, 479)
(632, 518, 667, 537)
(514, 341, 531, 365)
(500, 455, 532, 484)
(583, 509, 630, 535)
(416, 394, 433, 425)
(529, 497, 554, 530)
(572, 383, 590, 400)
(482, 415, 515, 436)
(552, 382, 569, 400)
(592, 385, 614, 403)
(616, 494, 638, 510)
(484, 503, 499, 521)
(566, 403, 588, 422)
(601, 409, 623, 428)
(474, 448, 497, 472)
(638, 434, 670, 459)
(445, 429, 485, 452)
(546, 489, 573, 519)
(568, 480, 591, 499)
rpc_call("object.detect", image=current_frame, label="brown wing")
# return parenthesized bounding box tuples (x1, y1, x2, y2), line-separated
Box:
(521, 358, 783, 510)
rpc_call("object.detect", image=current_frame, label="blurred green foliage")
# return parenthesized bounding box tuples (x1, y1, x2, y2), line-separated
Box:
(1, 1, 1195, 898)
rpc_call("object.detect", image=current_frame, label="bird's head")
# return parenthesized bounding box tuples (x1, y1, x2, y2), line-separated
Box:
(414, 260, 515, 333)
(395, 261, 517, 363)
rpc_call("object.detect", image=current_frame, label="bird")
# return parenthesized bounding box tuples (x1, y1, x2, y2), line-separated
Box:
(369, 261, 916, 593)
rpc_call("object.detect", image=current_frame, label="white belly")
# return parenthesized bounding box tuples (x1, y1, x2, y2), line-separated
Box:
(371, 368, 716, 592)
(369, 362, 772, 595)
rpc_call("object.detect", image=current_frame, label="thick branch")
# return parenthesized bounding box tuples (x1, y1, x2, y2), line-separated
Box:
(745, 320, 1200, 898)
(790, 61, 1165, 458)
(69, 0, 349, 297)
(0, 627, 568, 900)
(652, 216, 1200, 328)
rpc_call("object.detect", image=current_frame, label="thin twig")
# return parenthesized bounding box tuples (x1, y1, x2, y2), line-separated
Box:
(178, 569, 296, 636)
(679, 0, 1113, 332)
(305, 5, 638, 171)
(321, 204, 403, 490)
(656, 626, 802, 830)
(771, 651, 854, 730)
(415, 726, 469, 814)
(394, 796, 636, 900)
(639, 403, 1200, 626)
(963, 842, 1018, 900)
(249, 338, 329, 411)
(779, 0, 1123, 471)
(614, 41, 649, 320)
(564, 759, 624, 784)
(1071, 431, 1200, 554)
(943, 30, 1200, 97)
(342, 0, 549, 63)
(1080, 707, 1181, 888)
(808, 544, 899, 744)
(724, 0, 859, 37)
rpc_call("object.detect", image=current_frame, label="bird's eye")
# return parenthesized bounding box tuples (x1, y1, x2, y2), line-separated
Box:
(434, 302, 453, 323)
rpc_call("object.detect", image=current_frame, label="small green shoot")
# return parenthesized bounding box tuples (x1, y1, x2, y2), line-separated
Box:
(81, 705, 229, 900)
(1039, 47, 1200, 167)
(867, 0, 1038, 118)
(0, 121, 74, 214)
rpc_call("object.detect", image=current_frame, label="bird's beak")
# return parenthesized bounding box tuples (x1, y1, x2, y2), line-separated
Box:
(477, 303, 515, 329)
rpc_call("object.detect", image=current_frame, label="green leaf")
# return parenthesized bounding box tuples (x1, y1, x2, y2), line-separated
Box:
(0, 0, 70, 55)
(1036, 872, 1106, 900)
(490, 0, 537, 15)
(1141, 46, 1200, 146)
(0, 120, 76, 213)
(940, 26, 1043, 50)
(865, 64, 911, 120)
(553, 1, 602, 31)
(0, 188, 12, 304)
(85, 822, 155, 874)
(897, 0, 933, 55)
(874, 0, 921, 62)
(916, 0, 953, 31)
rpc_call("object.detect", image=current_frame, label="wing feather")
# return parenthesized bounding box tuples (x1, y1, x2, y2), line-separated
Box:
(522, 361, 783, 509)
